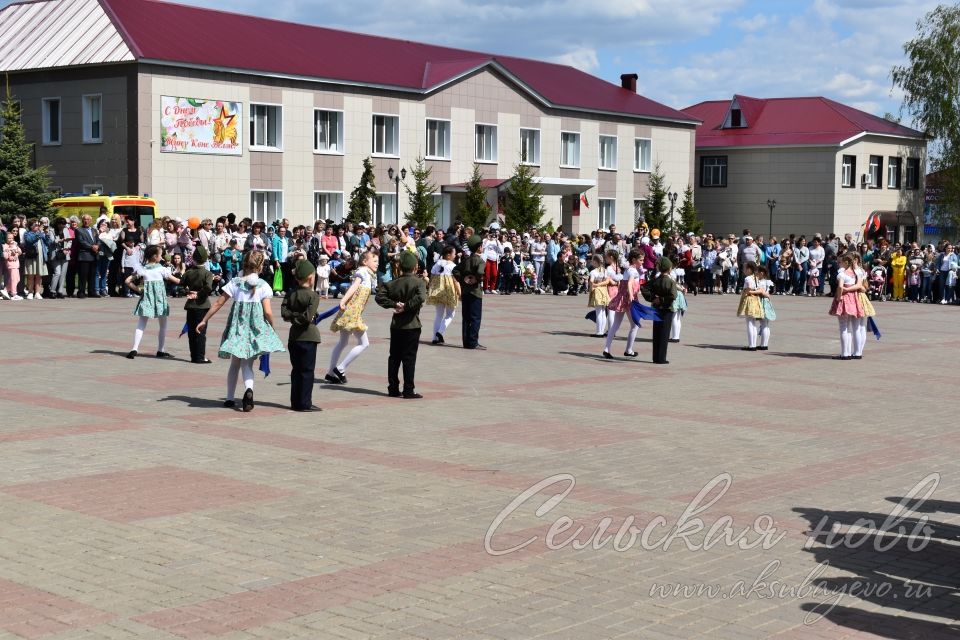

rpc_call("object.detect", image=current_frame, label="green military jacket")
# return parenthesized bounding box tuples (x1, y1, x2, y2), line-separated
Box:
(453, 254, 485, 299)
(645, 273, 679, 311)
(181, 266, 214, 310)
(280, 287, 322, 343)
(375, 273, 427, 330)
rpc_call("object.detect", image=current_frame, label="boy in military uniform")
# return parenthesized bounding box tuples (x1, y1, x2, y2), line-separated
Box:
(643, 257, 679, 365)
(281, 259, 322, 412)
(375, 252, 428, 398)
(181, 246, 215, 364)
(454, 235, 486, 349)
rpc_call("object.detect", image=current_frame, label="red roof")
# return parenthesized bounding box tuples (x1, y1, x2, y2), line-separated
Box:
(98, 0, 696, 124)
(682, 95, 925, 148)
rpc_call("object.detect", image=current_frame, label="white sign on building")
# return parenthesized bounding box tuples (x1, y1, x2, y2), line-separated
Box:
(160, 96, 242, 155)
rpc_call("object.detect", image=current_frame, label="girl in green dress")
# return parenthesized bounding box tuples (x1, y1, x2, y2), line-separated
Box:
(125, 245, 182, 359)
(197, 250, 284, 412)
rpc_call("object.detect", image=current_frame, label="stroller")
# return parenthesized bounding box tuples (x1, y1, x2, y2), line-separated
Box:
(868, 265, 888, 301)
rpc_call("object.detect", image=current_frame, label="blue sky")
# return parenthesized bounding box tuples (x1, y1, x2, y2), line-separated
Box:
(1, 0, 938, 121)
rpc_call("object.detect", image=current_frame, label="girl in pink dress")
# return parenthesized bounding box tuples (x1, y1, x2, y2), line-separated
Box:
(829, 254, 864, 360)
(603, 249, 642, 359)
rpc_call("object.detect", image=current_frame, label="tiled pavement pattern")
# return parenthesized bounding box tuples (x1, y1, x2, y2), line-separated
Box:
(0, 293, 958, 639)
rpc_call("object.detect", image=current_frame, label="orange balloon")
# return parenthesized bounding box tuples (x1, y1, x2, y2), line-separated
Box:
(187, 217, 201, 230)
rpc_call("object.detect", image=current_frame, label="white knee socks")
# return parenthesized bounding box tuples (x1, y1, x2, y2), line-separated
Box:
(758, 319, 770, 348)
(157, 316, 168, 352)
(604, 312, 624, 353)
(746, 318, 758, 348)
(670, 314, 681, 341)
(594, 306, 607, 335)
(433, 305, 455, 336)
(853, 318, 867, 356)
(227, 356, 256, 400)
(625, 320, 639, 353)
(329, 330, 369, 373)
(839, 317, 853, 357)
(132, 317, 148, 351)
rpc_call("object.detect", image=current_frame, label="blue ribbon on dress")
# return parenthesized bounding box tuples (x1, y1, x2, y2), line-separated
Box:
(179, 322, 189, 338)
(313, 305, 341, 325)
(259, 354, 271, 377)
(867, 317, 881, 340)
(630, 301, 661, 324)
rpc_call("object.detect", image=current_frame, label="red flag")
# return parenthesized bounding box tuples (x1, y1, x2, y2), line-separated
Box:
(580, 194, 589, 209)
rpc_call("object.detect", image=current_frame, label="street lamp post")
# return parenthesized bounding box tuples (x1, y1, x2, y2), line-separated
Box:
(387, 166, 406, 225)
(667, 191, 678, 232)
(766, 199, 776, 238)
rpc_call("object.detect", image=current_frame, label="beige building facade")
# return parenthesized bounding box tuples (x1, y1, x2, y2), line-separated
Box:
(1, 0, 698, 235)
(685, 96, 927, 242)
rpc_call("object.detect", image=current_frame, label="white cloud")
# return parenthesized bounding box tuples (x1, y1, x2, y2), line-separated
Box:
(550, 47, 600, 72)
(735, 13, 770, 31)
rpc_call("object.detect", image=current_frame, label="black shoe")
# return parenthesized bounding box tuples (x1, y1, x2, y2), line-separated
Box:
(757, 346, 769, 351)
(156, 351, 173, 359)
(832, 355, 851, 361)
(242, 389, 254, 412)
(623, 351, 638, 357)
(654, 360, 670, 365)
(402, 392, 423, 399)
(387, 390, 402, 398)
(125, 350, 137, 359)
(431, 339, 441, 345)
(852, 355, 862, 360)
(602, 351, 614, 360)
(742, 347, 757, 351)
(293, 405, 322, 412)
(333, 368, 347, 384)
(192, 358, 212, 364)
(668, 339, 680, 343)
(324, 373, 343, 384)
(472, 344, 487, 350)
(76, 294, 86, 299)
(435, 332, 444, 344)
(223, 400, 236, 408)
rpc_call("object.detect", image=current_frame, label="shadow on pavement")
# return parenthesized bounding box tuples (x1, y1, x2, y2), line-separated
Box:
(791, 503, 960, 638)
(765, 352, 837, 360)
(158, 394, 292, 411)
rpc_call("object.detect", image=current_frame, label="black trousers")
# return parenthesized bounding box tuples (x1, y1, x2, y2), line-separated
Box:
(186, 308, 207, 362)
(651, 311, 675, 364)
(288, 340, 318, 410)
(388, 328, 420, 394)
(461, 295, 482, 348)
(66, 262, 77, 296)
(77, 261, 96, 297)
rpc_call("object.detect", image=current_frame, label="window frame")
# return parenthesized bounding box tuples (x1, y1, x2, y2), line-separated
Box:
(700, 155, 728, 188)
(560, 130, 581, 169)
(424, 118, 451, 161)
(41, 97, 61, 146)
(634, 138, 652, 173)
(250, 189, 283, 224)
(81, 94, 102, 144)
(371, 113, 400, 158)
(474, 123, 498, 164)
(905, 158, 920, 190)
(841, 155, 856, 188)
(82, 183, 104, 196)
(519, 127, 541, 166)
(249, 102, 283, 151)
(598, 134, 618, 171)
(313, 109, 344, 155)
(887, 156, 902, 189)
(868, 155, 883, 189)
(313, 191, 344, 222)
(372, 192, 398, 226)
(598, 198, 616, 229)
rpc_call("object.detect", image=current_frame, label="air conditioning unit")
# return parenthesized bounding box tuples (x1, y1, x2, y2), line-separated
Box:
(861, 173, 872, 187)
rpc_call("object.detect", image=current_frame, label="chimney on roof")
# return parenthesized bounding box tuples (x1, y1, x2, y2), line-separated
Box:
(620, 73, 638, 93)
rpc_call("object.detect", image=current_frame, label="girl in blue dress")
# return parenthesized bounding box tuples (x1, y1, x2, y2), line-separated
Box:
(197, 250, 284, 412)
(125, 245, 182, 359)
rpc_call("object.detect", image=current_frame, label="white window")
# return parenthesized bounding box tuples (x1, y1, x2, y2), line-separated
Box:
(599, 135, 618, 170)
(373, 193, 397, 226)
(475, 124, 498, 163)
(372, 114, 399, 156)
(887, 157, 901, 189)
(841, 155, 856, 188)
(314, 192, 344, 222)
(250, 190, 282, 224)
(633, 199, 647, 224)
(700, 156, 727, 188)
(42, 98, 60, 145)
(425, 119, 450, 159)
(82, 184, 103, 195)
(520, 128, 540, 165)
(81, 94, 102, 143)
(634, 138, 652, 172)
(314, 110, 343, 154)
(599, 199, 616, 229)
(868, 155, 882, 189)
(250, 104, 282, 149)
(560, 132, 580, 168)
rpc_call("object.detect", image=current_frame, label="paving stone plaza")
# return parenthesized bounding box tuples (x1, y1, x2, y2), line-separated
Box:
(0, 293, 958, 639)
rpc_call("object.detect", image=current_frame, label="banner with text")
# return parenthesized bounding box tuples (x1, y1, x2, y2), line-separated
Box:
(160, 96, 242, 155)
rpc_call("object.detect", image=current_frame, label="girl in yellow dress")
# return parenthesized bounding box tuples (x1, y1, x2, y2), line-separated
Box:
(324, 250, 379, 384)
(587, 254, 612, 337)
(428, 245, 461, 345)
(737, 262, 766, 351)
(890, 248, 907, 300)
